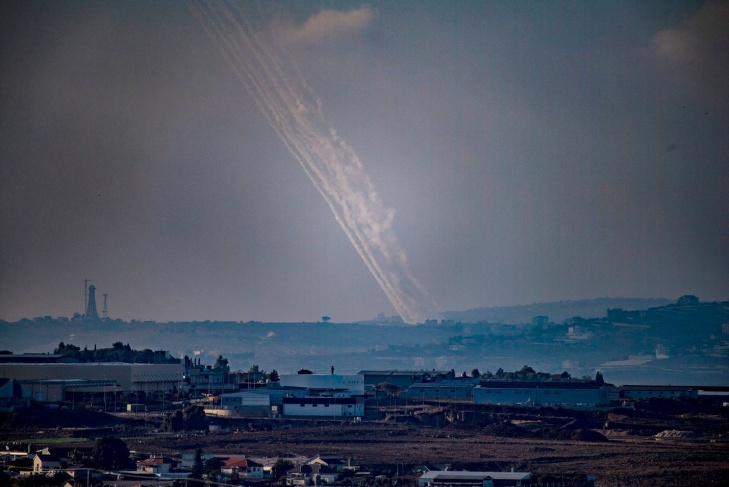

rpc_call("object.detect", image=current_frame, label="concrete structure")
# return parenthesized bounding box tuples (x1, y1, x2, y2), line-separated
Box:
(280, 374, 364, 395)
(0, 362, 183, 402)
(473, 381, 610, 409)
(418, 471, 531, 487)
(85, 285, 100, 321)
(282, 396, 364, 417)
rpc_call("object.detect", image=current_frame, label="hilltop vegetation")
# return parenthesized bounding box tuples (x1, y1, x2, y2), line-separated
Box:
(52, 341, 181, 364)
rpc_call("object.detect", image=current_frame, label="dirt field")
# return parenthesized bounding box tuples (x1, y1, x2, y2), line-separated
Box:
(3, 403, 729, 487)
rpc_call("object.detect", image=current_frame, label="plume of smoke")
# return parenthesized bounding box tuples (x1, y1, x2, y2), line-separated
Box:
(191, 2, 437, 324)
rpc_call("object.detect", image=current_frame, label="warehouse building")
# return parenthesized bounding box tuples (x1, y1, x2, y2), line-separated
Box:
(473, 381, 610, 409)
(280, 374, 364, 395)
(403, 380, 478, 401)
(215, 387, 309, 417)
(0, 362, 183, 403)
(282, 396, 364, 417)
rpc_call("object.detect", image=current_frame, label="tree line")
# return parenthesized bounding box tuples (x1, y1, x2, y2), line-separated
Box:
(53, 342, 181, 364)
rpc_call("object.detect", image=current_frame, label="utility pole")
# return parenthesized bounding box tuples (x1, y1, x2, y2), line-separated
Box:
(102, 293, 108, 319)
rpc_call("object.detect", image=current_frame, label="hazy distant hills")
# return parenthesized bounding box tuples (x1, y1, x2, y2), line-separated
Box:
(440, 298, 674, 324)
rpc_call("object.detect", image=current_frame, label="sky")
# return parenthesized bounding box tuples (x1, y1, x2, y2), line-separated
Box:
(1, 0, 727, 324)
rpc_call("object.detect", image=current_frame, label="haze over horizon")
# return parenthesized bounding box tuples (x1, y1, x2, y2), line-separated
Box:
(1, 1, 727, 323)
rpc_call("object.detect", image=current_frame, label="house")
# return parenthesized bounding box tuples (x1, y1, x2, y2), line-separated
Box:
(305, 454, 347, 472)
(286, 464, 338, 486)
(33, 454, 63, 473)
(418, 470, 531, 487)
(136, 455, 177, 474)
(222, 457, 264, 478)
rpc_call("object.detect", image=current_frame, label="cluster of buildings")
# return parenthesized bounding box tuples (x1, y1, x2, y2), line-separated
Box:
(13, 447, 594, 487)
(1, 353, 724, 417)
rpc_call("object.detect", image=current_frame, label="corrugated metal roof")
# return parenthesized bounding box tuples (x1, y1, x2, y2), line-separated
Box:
(477, 380, 603, 390)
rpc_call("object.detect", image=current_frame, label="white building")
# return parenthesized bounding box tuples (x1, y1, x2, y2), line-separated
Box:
(282, 396, 364, 417)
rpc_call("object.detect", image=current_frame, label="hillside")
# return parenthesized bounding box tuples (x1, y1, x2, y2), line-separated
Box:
(440, 298, 674, 324)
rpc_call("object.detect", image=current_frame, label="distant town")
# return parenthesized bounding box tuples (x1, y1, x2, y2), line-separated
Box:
(1, 344, 728, 486)
(2, 295, 727, 386)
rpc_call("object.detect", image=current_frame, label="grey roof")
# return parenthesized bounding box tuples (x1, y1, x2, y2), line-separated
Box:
(420, 471, 531, 481)
(477, 380, 603, 390)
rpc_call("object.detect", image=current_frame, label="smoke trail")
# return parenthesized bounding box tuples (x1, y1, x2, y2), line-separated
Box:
(191, 2, 437, 323)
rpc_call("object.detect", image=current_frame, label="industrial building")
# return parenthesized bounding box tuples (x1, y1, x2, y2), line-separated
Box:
(282, 396, 365, 417)
(617, 385, 699, 400)
(0, 362, 183, 403)
(403, 379, 479, 401)
(280, 373, 364, 394)
(473, 380, 610, 409)
(215, 387, 308, 417)
(212, 375, 366, 418)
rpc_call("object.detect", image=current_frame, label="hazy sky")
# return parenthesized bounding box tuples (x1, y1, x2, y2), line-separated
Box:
(1, 1, 727, 323)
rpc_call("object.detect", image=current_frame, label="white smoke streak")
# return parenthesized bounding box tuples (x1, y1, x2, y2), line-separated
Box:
(191, 2, 437, 323)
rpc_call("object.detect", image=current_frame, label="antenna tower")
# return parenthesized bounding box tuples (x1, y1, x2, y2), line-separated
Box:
(103, 293, 108, 319)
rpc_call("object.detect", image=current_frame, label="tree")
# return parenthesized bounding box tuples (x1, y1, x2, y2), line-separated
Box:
(269, 369, 280, 382)
(162, 410, 185, 432)
(204, 456, 223, 477)
(470, 368, 480, 378)
(214, 354, 229, 369)
(272, 459, 294, 482)
(92, 436, 129, 470)
(183, 404, 208, 431)
(190, 449, 205, 484)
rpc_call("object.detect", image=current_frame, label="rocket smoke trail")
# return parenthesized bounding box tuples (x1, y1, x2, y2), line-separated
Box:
(192, 2, 437, 324)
